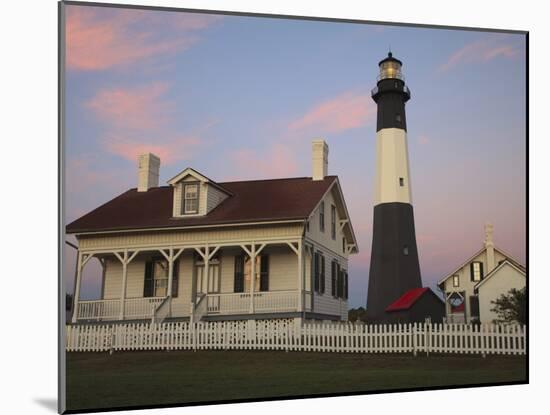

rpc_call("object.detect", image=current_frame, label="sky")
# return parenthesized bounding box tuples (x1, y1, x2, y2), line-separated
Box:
(63, 4, 526, 308)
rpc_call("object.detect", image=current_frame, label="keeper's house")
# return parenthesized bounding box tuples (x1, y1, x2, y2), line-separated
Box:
(437, 224, 525, 324)
(66, 140, 358, 324)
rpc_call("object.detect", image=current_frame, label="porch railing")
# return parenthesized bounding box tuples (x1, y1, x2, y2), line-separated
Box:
(206, 290, 298, 315)
(76, 297, 166, 321)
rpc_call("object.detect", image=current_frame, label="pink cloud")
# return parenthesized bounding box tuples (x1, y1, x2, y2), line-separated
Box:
(86, 82, 208, 165)
(85, 82, 172, 130)
(66, 6, 220, 71)
(288, 91, 375, 136)
(228, 144, 298, 180)
(439, 37, 521, 72)
(104, 134, 202, 165)
(418, 135, 430, 145)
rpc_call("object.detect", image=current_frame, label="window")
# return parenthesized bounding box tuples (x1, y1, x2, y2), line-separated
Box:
(403, 245, 409, 255)
(234, 255, 269, 293)
(144, 258, 179, 298)
(314, 252, 325, 294)
(470, 261, 484, 282)
(182, 183, 199, 214)
(399, 177, 404, 187)
(306, 220, 310, 232)
(342, 238, 346, 253)
(152, 259, 169, 297)
(331, 205, 336, 239)
(319, 202, 325, 232)
(452, 274, 460, 287)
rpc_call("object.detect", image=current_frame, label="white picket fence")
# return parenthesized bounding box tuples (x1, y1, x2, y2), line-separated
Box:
(66, 320, 526, 356)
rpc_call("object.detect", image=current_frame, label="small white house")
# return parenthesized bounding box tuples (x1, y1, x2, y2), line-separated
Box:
(474, 260, 526, 323)
(437, 224, 525, 323)
(66, 140, 358, 324)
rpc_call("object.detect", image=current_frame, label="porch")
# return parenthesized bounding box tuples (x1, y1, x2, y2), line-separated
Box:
(70, 238, 315, 323)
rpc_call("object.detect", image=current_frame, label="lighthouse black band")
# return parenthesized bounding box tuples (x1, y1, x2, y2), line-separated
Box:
(371, 78, 410, 132)
(366, 202, 423, 322)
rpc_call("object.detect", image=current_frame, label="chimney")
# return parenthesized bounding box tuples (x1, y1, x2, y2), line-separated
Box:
(484, 223, 496, 272)
(312, 139, 329, 181)
(137, 153, 160, 192)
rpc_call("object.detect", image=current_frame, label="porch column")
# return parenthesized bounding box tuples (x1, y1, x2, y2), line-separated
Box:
(249, 244, 256, 313)
(286, 241, 303, 313)
(204, 245, 210, 296)
(71, 252, 83, 323)
(298, 241, 303, 313)
(119, 250, 129, 320)
(160, 247, 184, 298)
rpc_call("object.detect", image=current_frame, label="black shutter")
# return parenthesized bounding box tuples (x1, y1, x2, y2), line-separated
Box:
(470, 262, 475, 282)
(314, 253, 319, 293)
(171, 259, 179, 298)
(336, 267, 342, 298)
(344, 271, 348, 299)
(234, 255, 244, 293)
(469, 296, 480, 318)
(143, 260, 154, 297)
(479, 262, 484, 280)
(331, 261, 337, 297)
(260, 255, 269, 291)
(320, 254, 326, 294)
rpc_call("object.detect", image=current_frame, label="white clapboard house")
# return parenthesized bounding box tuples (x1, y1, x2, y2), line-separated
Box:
(437, 224, 526, 323)
(67, 140, 358, 324)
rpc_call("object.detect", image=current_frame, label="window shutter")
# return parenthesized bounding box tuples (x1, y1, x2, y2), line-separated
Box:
(479, 262, 484, 280)
(320, 255, 326, 294)
(344, 271, 348, 300)
(336, 263, 340, 297)
(314, 253, 319, 293)
(171, 259, 179, 298)
(143, 260, 154, 297)
(234, 255, 244, 293)
(260, 255, 269, 292)
(470, 262, 475, 282)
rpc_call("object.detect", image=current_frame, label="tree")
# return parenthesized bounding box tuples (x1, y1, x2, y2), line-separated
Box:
(348, 307, 368, 323)
(490, 287, 526, 324)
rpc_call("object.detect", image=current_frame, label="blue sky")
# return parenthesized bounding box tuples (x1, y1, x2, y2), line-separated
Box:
(64, 4, 526, 308)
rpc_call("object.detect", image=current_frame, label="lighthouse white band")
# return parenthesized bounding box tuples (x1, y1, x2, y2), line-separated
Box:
(374, 128, 413, 205)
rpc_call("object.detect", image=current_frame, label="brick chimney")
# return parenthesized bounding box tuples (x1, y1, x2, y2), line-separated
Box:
(137, 153, 160, 192)
(312, 139, 328, 181)
(484, 223, 495, 272)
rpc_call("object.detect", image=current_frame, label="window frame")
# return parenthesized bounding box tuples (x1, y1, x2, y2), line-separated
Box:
(182, 182, 200, 214)
(471, 261, 483, 282)
(452, 274, 460, 287)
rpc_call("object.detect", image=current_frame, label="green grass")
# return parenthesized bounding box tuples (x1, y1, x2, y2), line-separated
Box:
(66, 350, 526, 412)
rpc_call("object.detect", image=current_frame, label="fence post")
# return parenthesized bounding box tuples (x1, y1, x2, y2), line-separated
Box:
(193, 321, 197, 352)
(412, 323, 417, 357)
(425, 318, 431, 357)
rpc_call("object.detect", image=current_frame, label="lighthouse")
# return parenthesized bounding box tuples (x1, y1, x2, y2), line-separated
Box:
(366, 52, 423, 322)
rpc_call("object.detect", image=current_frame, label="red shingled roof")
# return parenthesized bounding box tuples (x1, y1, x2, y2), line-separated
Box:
(66, 176, 337, 234)
(385, 287, 430, 312)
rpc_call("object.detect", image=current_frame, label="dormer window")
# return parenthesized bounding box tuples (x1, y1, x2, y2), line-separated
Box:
(183, 183, 199, 214)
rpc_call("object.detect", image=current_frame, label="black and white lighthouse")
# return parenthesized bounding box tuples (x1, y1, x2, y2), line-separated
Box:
(366, 52, 423, 322)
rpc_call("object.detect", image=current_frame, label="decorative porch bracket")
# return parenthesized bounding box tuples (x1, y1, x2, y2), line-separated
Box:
(159, 247, 185, 318)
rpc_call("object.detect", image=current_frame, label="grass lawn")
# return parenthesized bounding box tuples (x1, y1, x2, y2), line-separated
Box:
(66, 350, 526, 412)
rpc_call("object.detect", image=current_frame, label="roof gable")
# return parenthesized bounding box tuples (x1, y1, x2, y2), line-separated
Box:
(437, 246, 525, 288)
(474, 260, 526, 292)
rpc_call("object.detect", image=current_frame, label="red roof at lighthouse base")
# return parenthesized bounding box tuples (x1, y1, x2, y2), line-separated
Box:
(385, 287, 430, 312)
